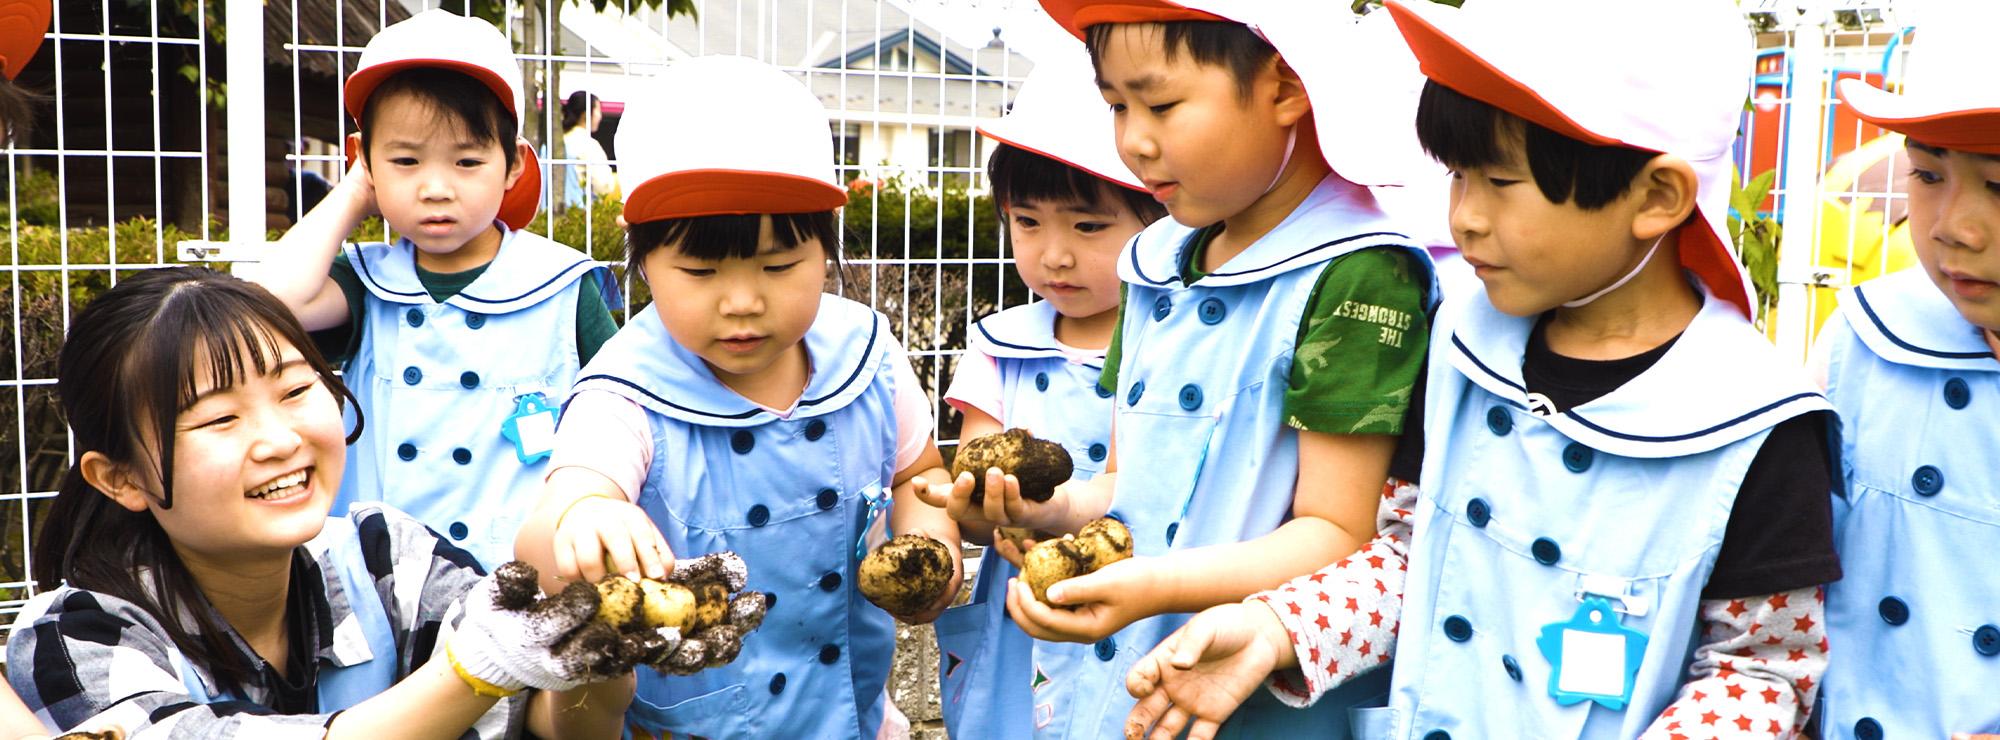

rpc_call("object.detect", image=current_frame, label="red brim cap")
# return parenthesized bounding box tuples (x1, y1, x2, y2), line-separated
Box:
(1041, 0, 1227, 41)
(623, 169, 848, 223)
(0, 0, 52, 80)
(1838, 78, 2000, 156)
(344, 132, 544, 231)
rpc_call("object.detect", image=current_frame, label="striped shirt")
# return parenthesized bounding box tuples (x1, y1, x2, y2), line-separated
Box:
(4, 504, 525, 739)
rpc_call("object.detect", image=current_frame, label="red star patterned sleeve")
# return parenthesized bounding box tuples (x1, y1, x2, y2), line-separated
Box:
(1249, 479, 1416, 708)
(1640, 586, 1829, 739)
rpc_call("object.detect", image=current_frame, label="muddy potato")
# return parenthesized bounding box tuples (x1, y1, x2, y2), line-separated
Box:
(1022, 518, 1133, 605)
(639, 578, 696, 630)
(594, 576, 644, 629)
(1075, 517, 1134, 569)
(858, 534, 954, 616)
(952, 429, 1074, 504)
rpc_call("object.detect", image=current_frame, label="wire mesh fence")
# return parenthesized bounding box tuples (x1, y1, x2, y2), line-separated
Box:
(0, 0, 1923, 628)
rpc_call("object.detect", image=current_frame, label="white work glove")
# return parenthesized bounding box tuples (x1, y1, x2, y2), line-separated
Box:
(444, 561, 630, 696)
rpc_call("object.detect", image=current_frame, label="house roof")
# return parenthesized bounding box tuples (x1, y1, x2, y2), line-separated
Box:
(819, 26, 989, 76)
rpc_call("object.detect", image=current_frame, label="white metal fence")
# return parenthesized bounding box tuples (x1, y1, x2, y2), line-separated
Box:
(0, 0, 1922, 622)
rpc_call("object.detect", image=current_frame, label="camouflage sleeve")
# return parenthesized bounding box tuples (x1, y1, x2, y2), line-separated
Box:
(1283, 247, 1431, 435)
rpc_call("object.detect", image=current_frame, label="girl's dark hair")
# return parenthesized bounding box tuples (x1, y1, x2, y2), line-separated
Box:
(360, 67, 520, 172)
(561, 90, 599, 132)
(1083, 21, 1276, 100)
(625, 212, 844, 275)
(988, 143, 1166, 224)
(1414, 80, 1657, 210)
(34, 267, 362, 690)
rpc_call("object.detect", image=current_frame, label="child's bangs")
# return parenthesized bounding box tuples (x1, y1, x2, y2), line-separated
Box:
(990, 145, 1106, 211)
(1414, 80, 1517, 173)
(1416, 80, 1658, 210)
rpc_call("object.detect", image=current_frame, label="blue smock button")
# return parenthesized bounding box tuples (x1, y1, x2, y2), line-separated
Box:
(397, 443, 417, 461)
(1088, 443, 1107, 462)
(1466, 498, 1491, 528)
(1095, 383, 1114, 399)
(1424, 732, 1451, 740)
(1976, 625, 2000, 656)
(1035, 372, 1049, 392)
(764, 592, 777, 609)
(1127, 381, 1146, 406)
(1486, 407, 1512, 435)
(1197, 298, 1226, 325)
(768, 673, 786, 695)
(1152, 296, 1172, 321)
(1945, 377, 1971, 409)
(732, 430, 755, 454)
(466, 313, 486, 329)
(1094, 639, 1116, 661)
(452, 448, 472, 465)
(1164, 522, 1179, 545)
(1443, 615, 1473, 642)
(1912, 465, 1944, 496)
(1502, 654, 1522, 681)
(804, 419, 827, 441)
(1178, 384, 1202, 411)
(819, 644, 841, 664)
(405, 308, 424, 327)
(819, 572, 842, 592)
(448, 522, 468, 540)
(1854, 718, 1882, 740)
(816, 488, 839, 510)
(747, 505, 770, 527)
(1531, 537, 1561, 566)
(459, 371, 479, 389)
(1878, 596, 1909, 626)
(1561, 443, 1594, 473)
(402, 366, 422, 385)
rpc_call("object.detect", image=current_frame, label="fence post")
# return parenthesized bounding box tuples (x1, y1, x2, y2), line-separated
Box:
(1773, 1, 1829, 361)
(225, 0, 265, 254)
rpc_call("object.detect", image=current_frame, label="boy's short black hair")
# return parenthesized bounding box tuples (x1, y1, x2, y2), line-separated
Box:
(988, 143, 1167, 224)
(1083, 21, 1276, 100)
(359, 67, 519, 171)
(626, 212, 844, 274)
(1414, 80, 1657, 210)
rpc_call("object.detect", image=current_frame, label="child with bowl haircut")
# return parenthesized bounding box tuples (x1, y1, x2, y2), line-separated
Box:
(248, 10, 616, 570)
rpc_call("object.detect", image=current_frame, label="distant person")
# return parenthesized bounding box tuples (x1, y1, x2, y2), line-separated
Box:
(561, 90, 618, 208)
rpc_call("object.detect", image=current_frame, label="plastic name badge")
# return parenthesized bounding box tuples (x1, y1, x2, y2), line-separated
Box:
(1536, 596, 1647, 710)
(501, 392, 560, 464)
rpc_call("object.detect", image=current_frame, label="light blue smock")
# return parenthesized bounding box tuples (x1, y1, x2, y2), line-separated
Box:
(338, 227, 599, 569)
(569, 294, 903, 740)
(1358, 283, 1831, 740)
(1818, 267, 2000, 739)
(936, 300, 1113, 740)
(1036, 174, 1430, 739)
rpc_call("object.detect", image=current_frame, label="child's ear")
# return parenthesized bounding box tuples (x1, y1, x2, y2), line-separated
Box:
(1270, 58, 1312, 128)
(79, 451, 155, 513)
(1631, 154, 1700, 243)
(505, 137, 533, 189)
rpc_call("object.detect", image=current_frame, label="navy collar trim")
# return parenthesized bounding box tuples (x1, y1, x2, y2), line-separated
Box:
(1854, 285, 1992, 360)
(575, 312, 881, 422)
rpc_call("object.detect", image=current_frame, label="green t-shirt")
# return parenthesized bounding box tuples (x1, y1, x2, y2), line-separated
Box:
(1098, 230, 1431, 435)
(317, 251, 619, 366)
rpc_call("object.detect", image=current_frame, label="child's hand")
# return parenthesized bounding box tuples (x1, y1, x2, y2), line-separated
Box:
(1123, 601, 1292, 740)
(912, 468, 1074, 534)
(337, 132, 380, 217)
(1951, 735, 2000, 739)
(990, 527, 1041, 569)
(551, 494, 673, 583)
(1005, 556, 1156, 644)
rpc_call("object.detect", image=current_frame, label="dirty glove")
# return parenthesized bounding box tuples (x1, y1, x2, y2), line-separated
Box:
(445, 561, 629, 696)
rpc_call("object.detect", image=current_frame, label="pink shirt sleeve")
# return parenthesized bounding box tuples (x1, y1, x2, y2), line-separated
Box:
(888, 338, 937, 474)
(942, 346, 1004, 423)
(548, 390, 654, 502)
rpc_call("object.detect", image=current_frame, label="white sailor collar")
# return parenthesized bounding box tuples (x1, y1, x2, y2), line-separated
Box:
(347, 224, 598, 314)
(1445, 282, 1830, 459)
(1118, 174, 1414, 290)
(572, 293, 890, 427)
(968, 301, 1105, 368)
(1840, 268, 2000, 373)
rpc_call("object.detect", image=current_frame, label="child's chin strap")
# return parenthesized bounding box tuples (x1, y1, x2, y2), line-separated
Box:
(1260, 124, 1299, 198)
(1563, 232, 1667, 308)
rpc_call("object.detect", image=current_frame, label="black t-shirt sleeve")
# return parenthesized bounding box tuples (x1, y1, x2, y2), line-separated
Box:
(1387, 364, 1427, 484)
(1701, 410, 1844, 600)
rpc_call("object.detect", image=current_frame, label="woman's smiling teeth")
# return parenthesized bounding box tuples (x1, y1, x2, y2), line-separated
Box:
(247, 469, 310, 500)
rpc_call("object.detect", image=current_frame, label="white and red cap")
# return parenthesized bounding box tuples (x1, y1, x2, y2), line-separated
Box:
(1385, 0, 1755, 318)
(1838, 1, 2000, 155)
(0, 0, 51, 81)
(1038, 0, 1432, 189)
(615, 56, 845, 224)
(343, 9, 541, 230)
(979, 37, 1144, 193)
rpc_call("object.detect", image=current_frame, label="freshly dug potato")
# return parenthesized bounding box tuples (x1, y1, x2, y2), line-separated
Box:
(639, 578, 697, 630)
(584, 551, 771, 676)
(1022, 517, 1134, 605)
(858, 534, 955, 617)
(952, 429, 1073, 504)
(594, 575, 644, 629)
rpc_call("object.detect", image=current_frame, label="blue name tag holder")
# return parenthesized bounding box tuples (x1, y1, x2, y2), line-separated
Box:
(500, 392, 560, 464)
(1536, 596, 1648, 710)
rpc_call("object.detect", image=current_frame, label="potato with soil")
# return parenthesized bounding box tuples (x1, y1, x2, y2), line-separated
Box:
(1022, 517, 1134, 605)
(585, 551, 770, 675)
(952, 428, 1073, 504)
(858, 534, 955, 617)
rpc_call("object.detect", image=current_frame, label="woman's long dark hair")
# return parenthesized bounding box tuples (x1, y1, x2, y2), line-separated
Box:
(32, 267, 362, 689)
(561, 90, 599, 133)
